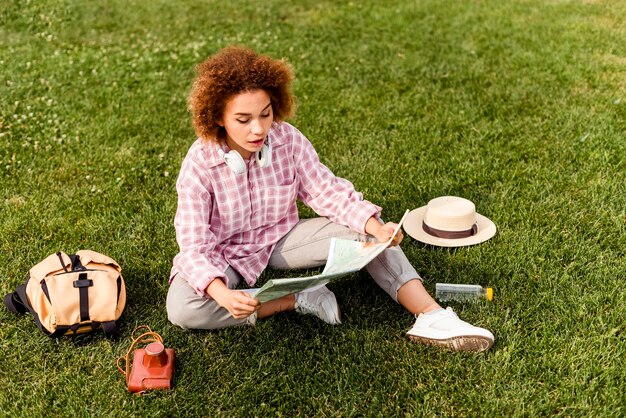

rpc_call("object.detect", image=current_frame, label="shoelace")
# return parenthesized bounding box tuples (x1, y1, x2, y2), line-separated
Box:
(295, 292, 312, 312)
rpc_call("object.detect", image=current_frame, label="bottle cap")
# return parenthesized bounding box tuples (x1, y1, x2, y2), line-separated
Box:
(486, 287, 493, 301)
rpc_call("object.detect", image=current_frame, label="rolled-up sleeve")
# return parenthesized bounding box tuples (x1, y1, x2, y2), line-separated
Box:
(292, 130, 381, 234)
(173, 157, 229, 296)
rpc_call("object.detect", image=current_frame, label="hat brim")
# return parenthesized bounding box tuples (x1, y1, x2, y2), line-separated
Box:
(404, 206, 496, 247)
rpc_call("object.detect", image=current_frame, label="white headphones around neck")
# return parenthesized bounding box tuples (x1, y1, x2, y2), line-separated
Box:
(217, 143, 272, 174)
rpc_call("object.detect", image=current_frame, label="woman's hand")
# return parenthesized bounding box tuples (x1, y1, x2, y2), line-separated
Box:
(365, 217, 404, 246)
(375, 222, 404, 246)
(206, 279, 260, 319)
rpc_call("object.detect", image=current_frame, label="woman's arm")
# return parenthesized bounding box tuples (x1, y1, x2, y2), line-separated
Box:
(173, 155, 230, 296)
(290, 127, 382, 234)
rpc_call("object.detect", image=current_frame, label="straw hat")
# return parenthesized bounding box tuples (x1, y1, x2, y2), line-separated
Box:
(404, 196, 496, 247)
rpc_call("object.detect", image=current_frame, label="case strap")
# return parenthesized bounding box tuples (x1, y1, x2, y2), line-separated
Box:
(116, 326, 164, 385)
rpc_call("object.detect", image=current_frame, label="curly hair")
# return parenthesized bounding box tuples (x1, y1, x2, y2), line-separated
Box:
(188, 46, 296, 142)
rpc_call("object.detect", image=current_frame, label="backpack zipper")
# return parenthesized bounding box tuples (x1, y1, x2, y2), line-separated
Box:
(52, 268, 106, 276)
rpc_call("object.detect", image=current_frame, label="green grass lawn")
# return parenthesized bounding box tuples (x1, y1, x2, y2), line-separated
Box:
(1, 0, 625, 416)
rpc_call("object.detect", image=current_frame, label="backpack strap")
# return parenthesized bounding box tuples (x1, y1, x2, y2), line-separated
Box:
(4, 285, 29, 315)
(102, 320, 120, 337)
(4, 284, 53, 336)
(73, 272, 93, 322)
(49, 326, 70, 338)
(56, 252, 69, 273)
(69, 254, 85, 271)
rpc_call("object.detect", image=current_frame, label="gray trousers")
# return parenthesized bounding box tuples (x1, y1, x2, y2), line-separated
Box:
(166, 217, 420, 330)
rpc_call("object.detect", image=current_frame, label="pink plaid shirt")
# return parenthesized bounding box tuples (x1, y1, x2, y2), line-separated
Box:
(170, 122, 381, 296)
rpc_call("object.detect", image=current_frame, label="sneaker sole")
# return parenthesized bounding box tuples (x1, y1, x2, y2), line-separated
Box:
(408, 334, 493, 353)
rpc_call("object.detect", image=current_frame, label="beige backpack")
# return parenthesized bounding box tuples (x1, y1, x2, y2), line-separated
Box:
(4, 250, 126, 337)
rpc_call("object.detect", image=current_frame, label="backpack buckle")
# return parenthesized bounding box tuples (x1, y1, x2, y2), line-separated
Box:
(73, 272, 93, 288)
(73, 279, 93, 288)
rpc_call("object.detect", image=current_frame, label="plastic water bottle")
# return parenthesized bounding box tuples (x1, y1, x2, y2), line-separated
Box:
(435, 283, 493, 302)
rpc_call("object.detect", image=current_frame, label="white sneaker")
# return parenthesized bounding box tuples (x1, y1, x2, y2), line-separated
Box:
(295, 286, 341, 325)
(406, 307, 494, 352)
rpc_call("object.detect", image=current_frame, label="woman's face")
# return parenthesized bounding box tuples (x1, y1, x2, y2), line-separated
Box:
(220, 89, 273, 159)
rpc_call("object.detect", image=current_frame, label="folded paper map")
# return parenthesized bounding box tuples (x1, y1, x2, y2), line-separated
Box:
(246, 210, 409, 303)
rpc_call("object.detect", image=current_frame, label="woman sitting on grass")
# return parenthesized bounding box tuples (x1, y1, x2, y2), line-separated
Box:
(167, 46, 494, 352)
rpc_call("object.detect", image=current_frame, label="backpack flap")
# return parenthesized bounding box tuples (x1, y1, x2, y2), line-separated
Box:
(29, 252, 72, 282)
(75, 250, 121, 273)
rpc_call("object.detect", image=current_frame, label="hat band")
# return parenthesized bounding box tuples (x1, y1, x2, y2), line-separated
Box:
(422, 221, 478, 239)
